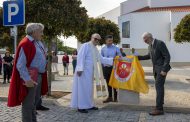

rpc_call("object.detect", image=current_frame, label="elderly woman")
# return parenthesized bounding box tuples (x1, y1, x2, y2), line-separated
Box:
(7, 23, 48, 122)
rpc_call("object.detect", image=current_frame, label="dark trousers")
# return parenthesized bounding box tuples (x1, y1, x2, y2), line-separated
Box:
(35, 74, 42, 108)
(103, 66, 117, 100)
(22, 86, 37, 122)
(72, 60, 77, 74)
(154, 72, 166, 111)
(0, 65, 2, 75)
(3, 66, 11, 82)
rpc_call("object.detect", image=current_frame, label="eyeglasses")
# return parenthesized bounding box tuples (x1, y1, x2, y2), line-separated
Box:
(94, 38, 100, 41)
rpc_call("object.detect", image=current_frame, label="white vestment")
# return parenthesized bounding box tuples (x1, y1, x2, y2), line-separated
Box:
(71, 42, 113, 109)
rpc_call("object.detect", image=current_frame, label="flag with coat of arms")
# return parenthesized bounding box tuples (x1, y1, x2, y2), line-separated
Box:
(109, 55, 149, 94)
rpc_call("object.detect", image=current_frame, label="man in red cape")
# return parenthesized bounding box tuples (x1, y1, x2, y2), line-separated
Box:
(7, 23, 48, 122)
(7, 37, 48, 107)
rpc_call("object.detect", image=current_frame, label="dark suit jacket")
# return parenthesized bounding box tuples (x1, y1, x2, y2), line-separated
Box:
(138, 39, 171, 73)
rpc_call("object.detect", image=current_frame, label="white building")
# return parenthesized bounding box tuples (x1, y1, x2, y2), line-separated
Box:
(98, 6, 120, 24)
(98, 0, 190, 64)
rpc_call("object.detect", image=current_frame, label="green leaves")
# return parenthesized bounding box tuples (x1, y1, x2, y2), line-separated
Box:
(174, 14, 190, 43)
(75, 17, 120, 45)
(0, 0, 88, 49)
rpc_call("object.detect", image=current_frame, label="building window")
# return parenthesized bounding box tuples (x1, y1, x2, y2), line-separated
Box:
(122, 21, 130, 38)
(122, 44, 130, 48)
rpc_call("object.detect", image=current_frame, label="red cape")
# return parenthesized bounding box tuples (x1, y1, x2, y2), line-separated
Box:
(7, 37, 48, 107)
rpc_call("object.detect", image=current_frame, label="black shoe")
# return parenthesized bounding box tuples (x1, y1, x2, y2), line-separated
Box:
(113, 99, 118, 102)
(3, 81, 6, 84)
(88, 107, 98, 110)
(78, 109, 88, 113)
(103, 97, 113, 103)
(36, 105, 50, 111)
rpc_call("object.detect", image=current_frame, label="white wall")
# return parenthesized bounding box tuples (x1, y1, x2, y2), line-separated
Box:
(119, 12, 170, 48)
(150, 0, 190, 8)
(119, 11, 190, 62)
(98, 7, 120, 24)
(168, 12, 190, 62)
(120, 0, 148, 15)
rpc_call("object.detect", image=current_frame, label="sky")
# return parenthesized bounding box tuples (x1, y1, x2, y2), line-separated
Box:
(0, 0, 126, 48)
(81, 0, 126, 17)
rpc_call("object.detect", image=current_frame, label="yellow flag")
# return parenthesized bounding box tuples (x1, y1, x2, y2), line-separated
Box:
(109, 55, 149, 94)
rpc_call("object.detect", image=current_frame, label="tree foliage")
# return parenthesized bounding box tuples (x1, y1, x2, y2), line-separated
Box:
(76, 17, 120, 45)
(174, 14, 190, 43)
(25, 0, 88, 40)
(0, 0, 88, 49)
(0, 7, 13, 51)
(57, 38, 76, 55)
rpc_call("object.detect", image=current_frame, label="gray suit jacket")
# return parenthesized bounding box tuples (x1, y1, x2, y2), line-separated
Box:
(138, 39, 171, 73)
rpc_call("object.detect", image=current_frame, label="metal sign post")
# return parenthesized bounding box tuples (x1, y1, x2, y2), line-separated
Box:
(13, 26, 17, 53)
(10, 26, 18, 53)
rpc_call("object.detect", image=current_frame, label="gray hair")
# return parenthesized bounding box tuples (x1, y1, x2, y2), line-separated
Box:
(26, 23, 44, 35)
(142, 32, 153, 38)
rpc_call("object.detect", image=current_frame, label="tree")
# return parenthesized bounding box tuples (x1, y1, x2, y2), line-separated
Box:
(0, 0, 88, 95)
(0, 0, 88, 46)
(57, 38, 76, 54)
(174, 14, 190, 43)
(0, 7, 13, 52)
(76, 17, 120, 45)
(25, 0, 88, 95)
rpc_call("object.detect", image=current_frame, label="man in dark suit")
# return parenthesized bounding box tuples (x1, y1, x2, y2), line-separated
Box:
(138, 32, 171, 116)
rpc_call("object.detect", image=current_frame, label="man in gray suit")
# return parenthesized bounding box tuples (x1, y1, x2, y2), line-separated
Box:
(138, 32, 171, 116)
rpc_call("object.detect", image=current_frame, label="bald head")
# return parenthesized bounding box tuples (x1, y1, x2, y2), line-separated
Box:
(142, 32, 153, 39)
(142, 32, 153, 45)
(91, 33, 101, 46)
(91, 33, 101, 40)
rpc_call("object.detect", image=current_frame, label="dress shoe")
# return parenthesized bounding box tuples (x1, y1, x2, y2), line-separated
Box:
(113, 99, 118, 102)
(78, 109, 88, 113)
(103, 97, 113, 103)
(149, 109, 164, 116)
(36, 105, 50, 111)
(88, 107, 98, 110)
(3, 81, 6, 84)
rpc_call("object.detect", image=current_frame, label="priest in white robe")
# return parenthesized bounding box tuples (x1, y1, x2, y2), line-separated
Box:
(71, 33, 113, 113)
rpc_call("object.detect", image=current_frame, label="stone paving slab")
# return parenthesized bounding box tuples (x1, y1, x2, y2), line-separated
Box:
(1, 101, 190, 122)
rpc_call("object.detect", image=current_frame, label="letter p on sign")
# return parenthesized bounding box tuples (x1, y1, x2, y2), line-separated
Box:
(8, 3, 19, 23)
(3, 0, 25, 26)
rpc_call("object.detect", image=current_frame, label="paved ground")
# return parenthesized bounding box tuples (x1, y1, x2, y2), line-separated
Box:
(1, 64, 190, 122)
(1, 101, 190, 122)
(1, 65, 190, 107)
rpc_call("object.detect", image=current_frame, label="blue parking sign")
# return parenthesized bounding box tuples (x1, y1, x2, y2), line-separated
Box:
(3, 0, 25, 26)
